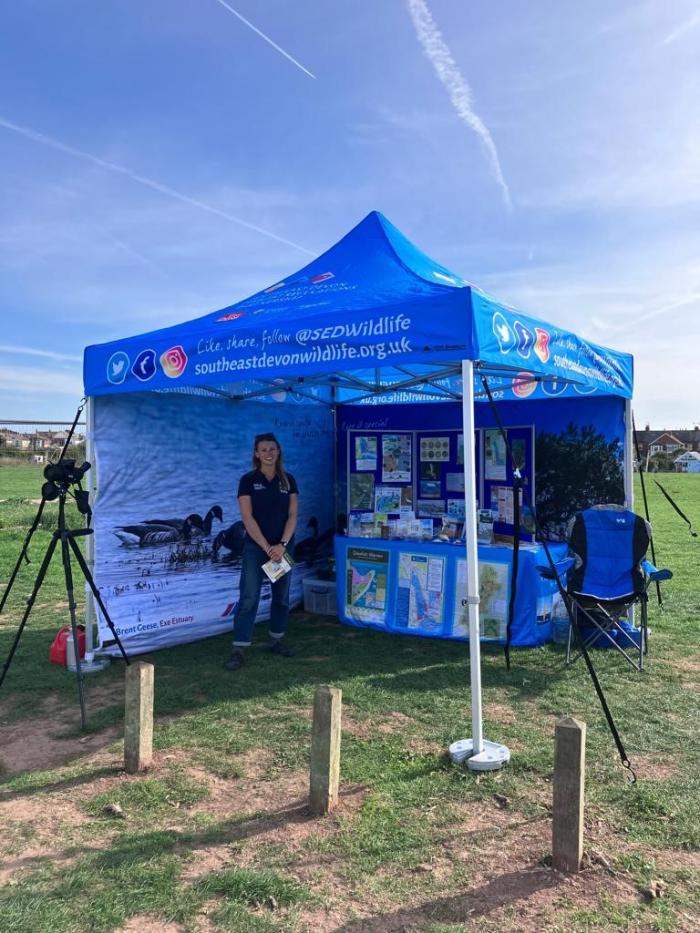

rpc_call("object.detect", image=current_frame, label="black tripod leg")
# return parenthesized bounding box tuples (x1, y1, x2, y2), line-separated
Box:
(0, 531, 60, 691)
(0, 498, 48, 614)
(66, 535, 131, 666)
(60, 533, 88, 731)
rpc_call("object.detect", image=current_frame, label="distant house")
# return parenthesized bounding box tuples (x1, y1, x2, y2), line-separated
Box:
(674, 451, 700, 474)
(648, 433, 686, 456)
(0, 429, 27, 449)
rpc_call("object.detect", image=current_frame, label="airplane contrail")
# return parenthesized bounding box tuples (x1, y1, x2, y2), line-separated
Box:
(213, 0, 316, 79)
(0, 344, 83, 363)
(406, 0, 511, 209)
(0, 115, 315, 256)
(663, 11, 700, 46)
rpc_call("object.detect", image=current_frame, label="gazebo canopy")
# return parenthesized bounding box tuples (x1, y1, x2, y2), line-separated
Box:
(83, 211, 633, 405)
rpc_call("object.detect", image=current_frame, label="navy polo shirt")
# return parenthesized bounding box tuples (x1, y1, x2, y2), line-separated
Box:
(238, 469, 298, 545)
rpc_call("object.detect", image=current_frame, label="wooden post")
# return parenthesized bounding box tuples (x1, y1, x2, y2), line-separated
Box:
(124, 661, 154, 774)
(552, 716, 586, 873)
(309, 685, 342, 815)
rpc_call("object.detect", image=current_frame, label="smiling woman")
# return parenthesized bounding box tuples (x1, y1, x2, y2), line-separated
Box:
(224, 431, 299, 672)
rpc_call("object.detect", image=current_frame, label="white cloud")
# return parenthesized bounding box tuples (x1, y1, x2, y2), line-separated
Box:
(0, 363, 82, 397)
(406, 0, 511, 209)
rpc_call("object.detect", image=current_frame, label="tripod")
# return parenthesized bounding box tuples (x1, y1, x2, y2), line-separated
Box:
(0, 492, 130, 730)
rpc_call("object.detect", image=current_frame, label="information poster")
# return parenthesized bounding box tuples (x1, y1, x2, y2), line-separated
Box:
(375, 485, 402, 513)
(447, 498, 466, 521)
(454, 559, 509, 640)
(349, 473, 374, 510)
(446, 472, 464, 492)
(346, 547, 389, 625)
(382, 433, 412, 482)
(416, 499, 445, 518)
(397, 553, 445, 630)
(420, 436, 450, 462)
(484, 429, 507, 481)
(490, 485, 523, 525)
(355, 436, 377, 471)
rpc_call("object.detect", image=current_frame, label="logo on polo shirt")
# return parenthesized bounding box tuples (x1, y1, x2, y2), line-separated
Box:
(253, 483, 266, 490)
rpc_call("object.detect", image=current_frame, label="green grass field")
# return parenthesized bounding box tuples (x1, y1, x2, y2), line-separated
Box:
(0, 466, 698, 932)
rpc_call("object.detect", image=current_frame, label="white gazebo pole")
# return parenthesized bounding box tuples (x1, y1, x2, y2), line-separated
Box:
(83, 396, 110, 672)
(448, 360, 510, 772)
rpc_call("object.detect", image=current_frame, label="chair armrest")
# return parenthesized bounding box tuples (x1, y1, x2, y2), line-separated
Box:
(537, 556, 575, 581)
(641, 559, 672, 582)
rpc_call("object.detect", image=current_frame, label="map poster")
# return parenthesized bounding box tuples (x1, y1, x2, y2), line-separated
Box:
(453, 559, 509, 640)
(396, 552, 445, 631)
(382, 433, 412, 482)
(355, 436, 377, 471)
(346, 547, 389, 625)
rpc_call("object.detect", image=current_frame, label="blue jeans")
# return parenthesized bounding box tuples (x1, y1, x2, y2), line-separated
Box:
(232, 539, 293, 647)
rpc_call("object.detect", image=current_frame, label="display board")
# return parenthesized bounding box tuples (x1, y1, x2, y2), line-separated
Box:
(347, 429, 481, 529)
(481, 425, 536, 542)
(336, 536, 569, 646)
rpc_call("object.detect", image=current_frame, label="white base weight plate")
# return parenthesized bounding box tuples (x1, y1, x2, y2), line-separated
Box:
(448, 738, 510, 771)
(67, 657, 111, 674)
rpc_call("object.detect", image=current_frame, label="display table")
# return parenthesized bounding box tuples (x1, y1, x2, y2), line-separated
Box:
(334, 536, 568, 646)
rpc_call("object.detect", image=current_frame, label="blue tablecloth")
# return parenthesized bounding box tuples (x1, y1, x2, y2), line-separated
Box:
(334, 536, 568, 646)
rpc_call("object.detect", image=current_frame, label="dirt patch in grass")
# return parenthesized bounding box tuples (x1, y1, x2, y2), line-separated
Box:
(484, 702, 517, 725)
(121, 916, 185, 932)
(674, 657, 700, 673)
(632, 755, 681, 782)
(0, 684, 123, 776)
(309, 816, 641, 933)
(180, 760, 369, 885)
(341, 710, 418, 739)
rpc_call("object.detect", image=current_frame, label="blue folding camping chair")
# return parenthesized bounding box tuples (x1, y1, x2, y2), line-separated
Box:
(560, 505, 672, 671)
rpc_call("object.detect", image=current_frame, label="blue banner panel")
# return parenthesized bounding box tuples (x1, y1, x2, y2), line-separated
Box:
(334, 536, 568, 646)
(471, 289, 633, 398)
(92, 394, 334, 655)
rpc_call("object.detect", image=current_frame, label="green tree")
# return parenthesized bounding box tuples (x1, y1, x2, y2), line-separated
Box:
(535, 423, 624, 539)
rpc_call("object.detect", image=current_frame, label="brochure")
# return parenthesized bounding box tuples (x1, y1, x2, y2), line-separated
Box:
(262, 550, 295, 583)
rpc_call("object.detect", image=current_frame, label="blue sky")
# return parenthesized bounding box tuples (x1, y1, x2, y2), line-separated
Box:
(1, 0, 699, 426)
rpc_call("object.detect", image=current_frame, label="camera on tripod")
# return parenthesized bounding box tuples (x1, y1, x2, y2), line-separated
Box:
(42, 459, 92, 515)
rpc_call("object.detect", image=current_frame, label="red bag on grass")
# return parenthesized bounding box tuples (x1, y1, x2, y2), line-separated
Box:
(49, 625, 85, 667)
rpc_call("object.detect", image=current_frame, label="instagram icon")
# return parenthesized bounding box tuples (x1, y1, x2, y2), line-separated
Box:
(160, 345, 188, 378)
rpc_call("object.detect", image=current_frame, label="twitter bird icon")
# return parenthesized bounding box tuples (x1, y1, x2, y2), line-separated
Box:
(107, 351, 130, 385)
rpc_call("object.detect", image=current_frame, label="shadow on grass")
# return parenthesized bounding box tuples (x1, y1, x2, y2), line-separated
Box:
(0, 765, 118, 802)
(336, 864, 558, 931)
(0, 608, 574, 794)
(85, 785, 365, 872)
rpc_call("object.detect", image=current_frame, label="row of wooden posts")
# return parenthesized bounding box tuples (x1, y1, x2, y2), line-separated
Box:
(124, 661, 587, 873)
